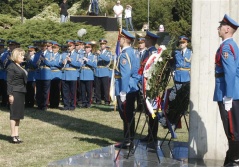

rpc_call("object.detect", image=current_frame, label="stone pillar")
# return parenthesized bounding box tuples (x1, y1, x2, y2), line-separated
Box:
(189, 0, 239, 159)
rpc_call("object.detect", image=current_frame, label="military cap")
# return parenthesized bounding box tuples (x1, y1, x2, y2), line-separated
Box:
(0, 38, 5, 44)
(219, 14, 239, 30)
(7, 40, 17, 45)
(179, 35, 189, 43)
(145, 31, 160, 39)
(66, 40, 75, 45)
(138, 38, 146, 43)
(28, 45, 36, 51)
(52, 41, 61, 47)
(85, 42, 93, 48)
(120, 29, 135, 41)
(99, 39, 107, 44)
(61, 45, 68, 49)
(75, 40, 85, 45)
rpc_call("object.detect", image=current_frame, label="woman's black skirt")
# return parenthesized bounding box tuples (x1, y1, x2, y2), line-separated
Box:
(10, 92, 25, 120)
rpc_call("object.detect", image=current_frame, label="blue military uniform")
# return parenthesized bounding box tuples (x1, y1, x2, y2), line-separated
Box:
(214, 14, 239, 166)
(60, 40, 81, 110)
(75, 40, 85, 105)
(138, 31, 160, 143)
(94, 39, 111, 105)
(0, 39, 8, 107)
(79, 42, 96, 108)
(174, 36, 192, 83)
(0, 40, 18, 107)
(35, 41, 53, 110)
(114, 29, 140, 149)
(49, 42, 62, 108)
(24, 46, 37, 107)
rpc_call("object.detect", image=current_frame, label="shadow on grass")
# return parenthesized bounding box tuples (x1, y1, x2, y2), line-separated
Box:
(90, 104, 115, 112)
(73, 137, 112, 147)
(0, 134, 11, 142)
(0, 106, 122, 147)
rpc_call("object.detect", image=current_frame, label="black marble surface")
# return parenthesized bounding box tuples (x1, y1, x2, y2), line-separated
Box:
(48, 140, 223, 167)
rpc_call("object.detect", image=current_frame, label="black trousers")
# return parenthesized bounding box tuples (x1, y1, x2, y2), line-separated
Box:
(36, 80, 51, 109)
(49, 79, 61, 108)
(95, 76, 110, 103)
(77, 79, 82, 103)
(0, 79, 8, 106)
(25, 81, 35, 107)
(117, 91, 137, 123)
(218, 100, 239, 141)
(62, 80, 77, 109)
(81, 80, 93, 106)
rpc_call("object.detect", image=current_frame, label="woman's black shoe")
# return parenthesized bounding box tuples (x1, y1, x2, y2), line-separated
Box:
(15, 136, 23, 143)
(10, 136, 20, 144)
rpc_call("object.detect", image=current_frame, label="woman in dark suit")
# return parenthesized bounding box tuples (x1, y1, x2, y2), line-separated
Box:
(6, 48, 27, 143)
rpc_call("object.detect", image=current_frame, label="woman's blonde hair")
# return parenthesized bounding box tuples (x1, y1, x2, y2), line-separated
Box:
(11, 48, 25, 62)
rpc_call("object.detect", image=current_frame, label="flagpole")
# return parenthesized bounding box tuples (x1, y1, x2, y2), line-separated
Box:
(147, 0, 150, 30)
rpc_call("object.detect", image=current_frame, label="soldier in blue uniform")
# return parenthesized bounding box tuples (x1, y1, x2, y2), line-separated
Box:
(79, 42, 96, 108)
(35, 40, 53, 111)
(0, 39, 6, 107)
(0, 40, 18, 107)
(214, 14, 239, 167)
(75, 40, 85, 106)
(94, 39, 111, 105)
(49, 42, 62, 108)
(135, 37, 147, 111)
(160, 36, 192, 128)
(139, 31, 160, 143)
(60, 40, 81, 110)
(114, 29, 140, 149)
(24, 46, 37, 108)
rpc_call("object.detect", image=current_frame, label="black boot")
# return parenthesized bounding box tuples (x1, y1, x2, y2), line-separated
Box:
(115, 122, 133, 149)
(225, 141, 239, 166)
(224, 150, 230, 166)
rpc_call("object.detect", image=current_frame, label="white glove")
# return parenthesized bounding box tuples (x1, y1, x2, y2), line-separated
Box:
(120, 92, 126, 102)
(223, 96, 232, 111)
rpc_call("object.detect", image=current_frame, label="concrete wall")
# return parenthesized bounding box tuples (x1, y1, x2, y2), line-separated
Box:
(189, 0, 239, 159)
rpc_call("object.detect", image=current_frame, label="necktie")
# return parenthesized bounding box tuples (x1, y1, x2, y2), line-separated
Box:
(181, 51, 184, 56)
(139, 52, 142, 58)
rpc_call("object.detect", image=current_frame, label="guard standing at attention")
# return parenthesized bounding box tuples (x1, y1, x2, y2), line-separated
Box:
(49, 42, 62, 108)
(139, 31, 160, 142)
(35, 40, 53, 111)
(60, 40, 81, 110)
(95, 39, 111, 105)
(214, 14, 239, 167)
(0, 40, 18, 107)
(114, 29, 140, 149)
(79, 42, 96, 108)
(24, 46, 37, 108)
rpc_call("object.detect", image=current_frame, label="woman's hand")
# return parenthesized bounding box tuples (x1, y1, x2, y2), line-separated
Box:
(9, 95, 14, 105)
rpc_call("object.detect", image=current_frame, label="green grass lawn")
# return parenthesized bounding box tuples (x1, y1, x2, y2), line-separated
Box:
(0, 103, 189, 167)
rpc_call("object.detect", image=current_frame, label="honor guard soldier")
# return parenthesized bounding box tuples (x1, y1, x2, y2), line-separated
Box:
(0, 40, 18, 107)
(134, 37, 147, 111)
(159, 36, 192, 128)
(79, 42, 96, 108)
(94, 39, 111, 105)
(0, 39, 6, 107)
(49, 42, 62, 108)
(60, 40, 81, 110)
(214, 14, 239, 166)
(114, 29, 140, 149)
(24, 46, 37, 108)
(75, 40, 85, 106)
(35, 40, 53, 111)
(139, 31, 160, 143)
(106, 46, 114, 78)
